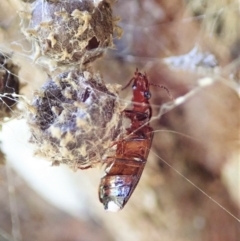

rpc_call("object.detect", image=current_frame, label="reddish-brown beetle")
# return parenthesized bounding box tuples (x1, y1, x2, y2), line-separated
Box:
(99, 69, 170, 211)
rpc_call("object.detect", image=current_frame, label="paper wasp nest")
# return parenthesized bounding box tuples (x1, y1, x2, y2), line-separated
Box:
(28, 70, 123, 169)
(0, 53, 19, 119)
(20, 0, 114, 67)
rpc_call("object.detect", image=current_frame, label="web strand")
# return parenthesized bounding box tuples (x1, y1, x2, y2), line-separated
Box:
(150, 149, 240, 223)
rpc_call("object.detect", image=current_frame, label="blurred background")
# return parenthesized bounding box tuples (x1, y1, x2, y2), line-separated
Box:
(0, 0, 239, 241)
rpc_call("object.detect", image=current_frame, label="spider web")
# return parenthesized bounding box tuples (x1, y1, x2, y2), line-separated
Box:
(0, 1, 239, 241)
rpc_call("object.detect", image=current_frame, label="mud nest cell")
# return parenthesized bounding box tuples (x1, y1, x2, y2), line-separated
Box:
(28, 70, 123, 169)
(20, 0, 114, 67)
(0, 53, 19, 119)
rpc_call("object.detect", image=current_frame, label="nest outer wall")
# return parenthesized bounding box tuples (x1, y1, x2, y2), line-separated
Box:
(0, 53, 20, 119)
(28, 69, 124, 169)
(20, 0, 115, 68)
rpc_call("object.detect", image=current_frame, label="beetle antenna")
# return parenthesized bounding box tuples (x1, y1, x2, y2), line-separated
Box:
(149, 83, 173, 100)
(122, 77, 134, 90)
(122, 68, 140, 90)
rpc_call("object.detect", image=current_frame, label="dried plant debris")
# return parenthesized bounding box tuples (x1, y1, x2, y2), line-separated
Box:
(0, 53, 19, 119)
(21, 0, 35, 3)
(28, 70, 123, 169)
(20, 0, 116, 68)
(186, 0, 240, 48)
(164, 46, 218, 73)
